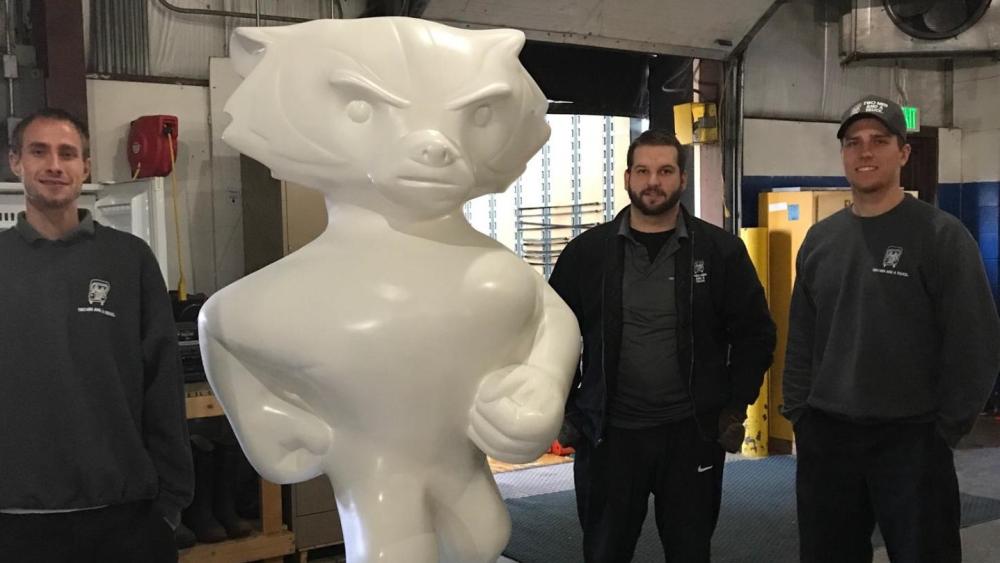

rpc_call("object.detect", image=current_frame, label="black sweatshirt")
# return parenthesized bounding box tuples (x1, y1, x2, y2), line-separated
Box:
(0, 211, 193, 520)
(783, 195, 1000, 445)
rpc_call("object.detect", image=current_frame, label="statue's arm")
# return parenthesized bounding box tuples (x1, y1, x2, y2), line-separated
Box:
(199, 309, 333, 483)
(467, 283, 581, 463)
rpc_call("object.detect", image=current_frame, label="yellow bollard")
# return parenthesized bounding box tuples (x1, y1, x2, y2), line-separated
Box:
(740, 227, 769, 458)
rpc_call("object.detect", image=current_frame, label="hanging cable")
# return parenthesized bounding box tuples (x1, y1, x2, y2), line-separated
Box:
(165, 126, 188, 301)
(660, 59, 694, 93)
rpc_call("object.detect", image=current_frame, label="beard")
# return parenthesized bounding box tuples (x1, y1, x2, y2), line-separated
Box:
(627, 185, 683, 216)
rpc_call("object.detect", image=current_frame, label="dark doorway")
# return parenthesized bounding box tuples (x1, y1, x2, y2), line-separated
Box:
(902, 127, 939, 203)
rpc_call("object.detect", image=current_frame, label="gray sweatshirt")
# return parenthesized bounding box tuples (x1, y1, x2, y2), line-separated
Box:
(0, 211, 193, 519)
(782, 195, 1000, 445)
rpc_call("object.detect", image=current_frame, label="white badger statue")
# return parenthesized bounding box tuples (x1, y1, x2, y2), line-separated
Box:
(198, 17, 581, 563)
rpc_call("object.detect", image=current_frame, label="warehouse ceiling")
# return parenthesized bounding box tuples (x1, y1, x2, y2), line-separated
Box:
(415, 0, 783, 59)
(355, 0, 774, 118)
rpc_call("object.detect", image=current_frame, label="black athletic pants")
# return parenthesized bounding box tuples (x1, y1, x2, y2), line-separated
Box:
(0, 501, 178, 563)
(574, 418, 726, 563)
(795, 409, 961, 563)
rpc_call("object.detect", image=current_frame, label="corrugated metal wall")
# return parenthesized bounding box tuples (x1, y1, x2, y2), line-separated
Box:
(88, 0, 149, 75)
(86, 0, 340, 79)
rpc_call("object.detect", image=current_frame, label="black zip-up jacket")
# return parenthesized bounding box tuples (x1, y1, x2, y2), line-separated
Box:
(549, 205, 776, 444)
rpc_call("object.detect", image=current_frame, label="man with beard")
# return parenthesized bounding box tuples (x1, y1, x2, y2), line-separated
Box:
(549, 129, 775, 562)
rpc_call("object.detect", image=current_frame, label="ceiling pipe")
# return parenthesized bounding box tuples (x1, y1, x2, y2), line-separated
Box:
(155, 0, 309, 24)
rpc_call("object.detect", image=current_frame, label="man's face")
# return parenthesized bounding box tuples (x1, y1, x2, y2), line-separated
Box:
(840, 117, 910, 195)
(624, 145, 687, 217)
(9, 117, 90, 212)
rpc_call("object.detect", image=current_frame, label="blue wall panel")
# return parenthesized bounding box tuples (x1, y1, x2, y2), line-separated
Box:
(937, 182, 962, 220)
(979, 232, 999, 261)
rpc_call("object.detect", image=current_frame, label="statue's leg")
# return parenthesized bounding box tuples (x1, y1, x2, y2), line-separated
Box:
(431, 460, 511, 563)
(335, 476, 439, 563)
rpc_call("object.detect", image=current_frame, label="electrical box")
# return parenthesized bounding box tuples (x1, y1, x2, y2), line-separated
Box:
(127, 115, 179, 179)
(673, 102, 718, 145)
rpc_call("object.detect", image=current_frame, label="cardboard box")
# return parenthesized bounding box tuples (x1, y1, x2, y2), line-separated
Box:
(815, 190, 853, 222)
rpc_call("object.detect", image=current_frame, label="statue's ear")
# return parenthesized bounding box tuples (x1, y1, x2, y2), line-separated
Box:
(230, 27, 278, 77)
(483, 28, 526, 60)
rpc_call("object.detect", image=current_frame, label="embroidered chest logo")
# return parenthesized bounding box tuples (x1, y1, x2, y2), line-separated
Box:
(693, 260, 708, 283)
(882, 246, 903, 268)
(872, 246, 909, 278)
(79, 279, 117, 317)
(88, 279, 110, 305)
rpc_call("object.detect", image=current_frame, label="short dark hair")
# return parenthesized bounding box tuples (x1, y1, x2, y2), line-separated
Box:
(10, 108, 90, 159)
(626, 129, 686, 174)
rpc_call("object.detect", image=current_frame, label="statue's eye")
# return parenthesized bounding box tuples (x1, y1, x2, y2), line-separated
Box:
(473, 105, 493, 127)
(347, 100, 373, 123)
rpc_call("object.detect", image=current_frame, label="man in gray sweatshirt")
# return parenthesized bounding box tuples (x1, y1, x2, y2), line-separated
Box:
(0, 108, 193, 562)
(783, 95, 1000, 563)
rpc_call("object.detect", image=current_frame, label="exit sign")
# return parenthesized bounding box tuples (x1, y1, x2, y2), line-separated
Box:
(902, 106, 920, 132)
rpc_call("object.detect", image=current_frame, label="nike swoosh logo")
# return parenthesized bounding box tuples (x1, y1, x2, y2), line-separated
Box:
(697, 465, 714, 473)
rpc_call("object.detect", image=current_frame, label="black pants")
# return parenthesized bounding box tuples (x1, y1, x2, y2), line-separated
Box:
(0, 501, 177, 563)
(574, 418, 726, 563)
(795, 409, 961, 563)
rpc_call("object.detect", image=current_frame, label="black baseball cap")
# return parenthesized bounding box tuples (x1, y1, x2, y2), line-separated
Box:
(837, 95, 907, 141)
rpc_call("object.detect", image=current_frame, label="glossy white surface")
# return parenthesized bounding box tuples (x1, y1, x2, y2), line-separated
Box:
(199, 17, 580, 563)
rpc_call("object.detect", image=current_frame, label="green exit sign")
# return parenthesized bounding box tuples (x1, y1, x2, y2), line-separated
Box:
(903, 106, 920, 132)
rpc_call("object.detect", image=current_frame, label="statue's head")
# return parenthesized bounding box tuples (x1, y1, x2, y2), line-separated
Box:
(224, 17, 550, 219)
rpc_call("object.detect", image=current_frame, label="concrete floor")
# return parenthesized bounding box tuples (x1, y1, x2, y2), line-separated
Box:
(311, 415, 1000, 562)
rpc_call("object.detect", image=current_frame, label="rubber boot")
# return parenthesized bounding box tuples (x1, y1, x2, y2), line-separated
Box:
(214, 444, 254, 539)
(182, 437, 228, 543)
(234, 454, 261, 520)
(174, 521, 197, 550)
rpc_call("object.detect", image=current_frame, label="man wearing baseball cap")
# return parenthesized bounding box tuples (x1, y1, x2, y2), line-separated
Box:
(782, 94, 1000, 562)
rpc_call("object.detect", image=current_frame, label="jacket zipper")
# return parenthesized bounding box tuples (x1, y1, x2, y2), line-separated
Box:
(688, 230, 696, 398)
(597, 260, 607, 446)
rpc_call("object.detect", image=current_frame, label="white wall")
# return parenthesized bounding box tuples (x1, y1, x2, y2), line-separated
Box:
(954, 62, 1000, 132)
(208, 58, 246, 291)
(86, 79, 212, 295)
(939, 128, 963, 185)
(743, 119, 843, 178)
(962, 130, 1000, 183)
